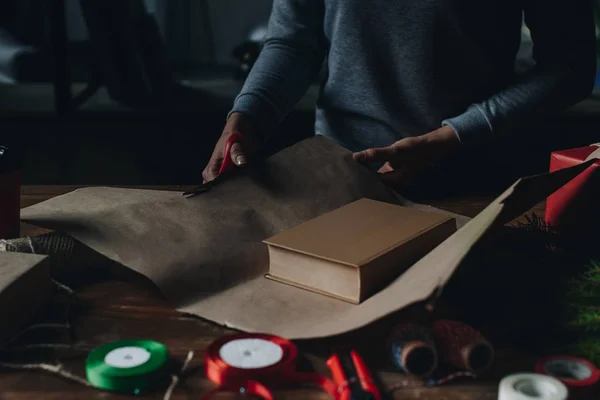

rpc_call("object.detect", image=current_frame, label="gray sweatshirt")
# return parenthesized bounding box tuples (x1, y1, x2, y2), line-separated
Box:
(230, 0, 596, 152)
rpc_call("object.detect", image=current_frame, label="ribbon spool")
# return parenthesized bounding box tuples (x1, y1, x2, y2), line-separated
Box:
(85, 340, 170, 395)
(498, 373, 568, 400)
(387, 323, 438, 379)
(535, 355, 600, 399)
(431, 320, 494, 374)
(201, 333, 338, 400)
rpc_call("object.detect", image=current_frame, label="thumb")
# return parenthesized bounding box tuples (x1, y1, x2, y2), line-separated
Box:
(228, 141, 248, 166)
(352, 146, 395, 164)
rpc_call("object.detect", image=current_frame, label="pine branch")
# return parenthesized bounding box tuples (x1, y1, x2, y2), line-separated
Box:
(566, 260, 600, 299)
(515, 213, 556, 233)
(567, 308, 600, 332)
(584, 260, 600, 281)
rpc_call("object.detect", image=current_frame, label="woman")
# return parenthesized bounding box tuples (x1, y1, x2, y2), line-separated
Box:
(202, 0, 596, 191)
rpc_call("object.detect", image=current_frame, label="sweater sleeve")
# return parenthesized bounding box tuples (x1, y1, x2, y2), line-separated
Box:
(442, 0, 597, 147)
(228, 0, 327, 140)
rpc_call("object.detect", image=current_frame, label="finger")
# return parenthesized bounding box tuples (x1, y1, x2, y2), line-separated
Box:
(377, 162, 394, 174)
(353, 146, 396, 164)
(229, 142, 248, 166)
(201, 169, 214, 183)
(202, 159, 221, 182)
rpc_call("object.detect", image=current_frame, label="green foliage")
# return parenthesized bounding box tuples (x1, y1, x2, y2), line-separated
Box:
(560, 256, 600, 364)
(567, 306, 600, 331)
(567, 260, 600, 299)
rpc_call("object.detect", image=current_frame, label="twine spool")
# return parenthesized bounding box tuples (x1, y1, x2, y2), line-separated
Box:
(431, 320, 494, 374)
(0, 144, 20, 240)
(387, 323, 438, 379)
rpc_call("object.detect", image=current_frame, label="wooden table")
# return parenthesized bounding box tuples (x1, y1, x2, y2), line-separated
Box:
(0, 186, 546, 400)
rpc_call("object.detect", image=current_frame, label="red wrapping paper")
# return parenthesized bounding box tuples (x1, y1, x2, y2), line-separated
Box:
(0, 169, 20, 239)
(545, 144, 600, 231)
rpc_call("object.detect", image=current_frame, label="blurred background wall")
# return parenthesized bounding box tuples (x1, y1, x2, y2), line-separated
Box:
(64, 0, 273, 67)
(1, 0, 548, 83)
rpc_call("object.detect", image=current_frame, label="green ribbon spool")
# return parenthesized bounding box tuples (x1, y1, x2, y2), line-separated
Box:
(85, 340, 170, 395)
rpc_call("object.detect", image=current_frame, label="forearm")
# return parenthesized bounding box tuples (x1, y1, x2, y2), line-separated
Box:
(229, 0, 326, 140)
(443, 0, 596, 147)
(443, 62, 596, 145)
(230, 41, 325, 139)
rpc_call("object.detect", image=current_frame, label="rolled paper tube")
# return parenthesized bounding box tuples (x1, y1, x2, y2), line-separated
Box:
(431, 320, 495, 373)
(387, 323, 438, 379)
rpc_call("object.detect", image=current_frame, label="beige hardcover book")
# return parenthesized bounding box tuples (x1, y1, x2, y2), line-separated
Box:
(264, 198, 457, 304)
(0, 252, 52, 344)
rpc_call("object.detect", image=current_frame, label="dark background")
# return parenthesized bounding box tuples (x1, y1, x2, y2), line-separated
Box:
(0, 0, 599, 195)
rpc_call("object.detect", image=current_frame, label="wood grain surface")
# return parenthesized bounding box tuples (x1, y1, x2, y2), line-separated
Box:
(0, 186, 547, 399)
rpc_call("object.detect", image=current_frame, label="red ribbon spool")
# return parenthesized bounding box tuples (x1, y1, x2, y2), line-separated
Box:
(201, 333, 338, 400)
(535, 355, 600, 400)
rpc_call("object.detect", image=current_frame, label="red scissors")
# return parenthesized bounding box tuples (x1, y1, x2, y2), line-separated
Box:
(183, 132, 244, 197)
(327, 349, 382, 400)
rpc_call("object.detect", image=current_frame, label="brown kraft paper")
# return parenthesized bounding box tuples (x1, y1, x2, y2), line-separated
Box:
(0, 252, 52, 344)
(19, 136, 600, 339)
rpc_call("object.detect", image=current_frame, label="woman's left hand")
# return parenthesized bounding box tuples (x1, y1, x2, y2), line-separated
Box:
(352, 125, 460, 187)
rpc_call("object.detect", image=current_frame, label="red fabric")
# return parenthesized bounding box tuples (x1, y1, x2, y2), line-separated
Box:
(545, 146, 600, 230)
(0, 170, 20, 239)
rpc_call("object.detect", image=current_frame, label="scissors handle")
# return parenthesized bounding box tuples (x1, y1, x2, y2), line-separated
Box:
(327, 350, 382, 400)
(219, 132, 244, 174)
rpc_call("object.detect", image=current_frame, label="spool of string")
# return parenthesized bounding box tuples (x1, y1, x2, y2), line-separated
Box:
(0, 242, 193, 400)
(0, 232, 126, 286)
(431, 320, 494, 374)
(0, 337, 193, 400)
(387, 323, 438, 379)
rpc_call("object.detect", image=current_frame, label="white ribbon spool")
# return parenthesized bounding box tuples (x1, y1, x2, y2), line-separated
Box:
(218, 338, 284, 369)
(498, 373, 568, 400)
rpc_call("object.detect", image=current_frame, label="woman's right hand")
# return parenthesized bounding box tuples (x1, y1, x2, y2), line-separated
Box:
(201, 112, 259, 183)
